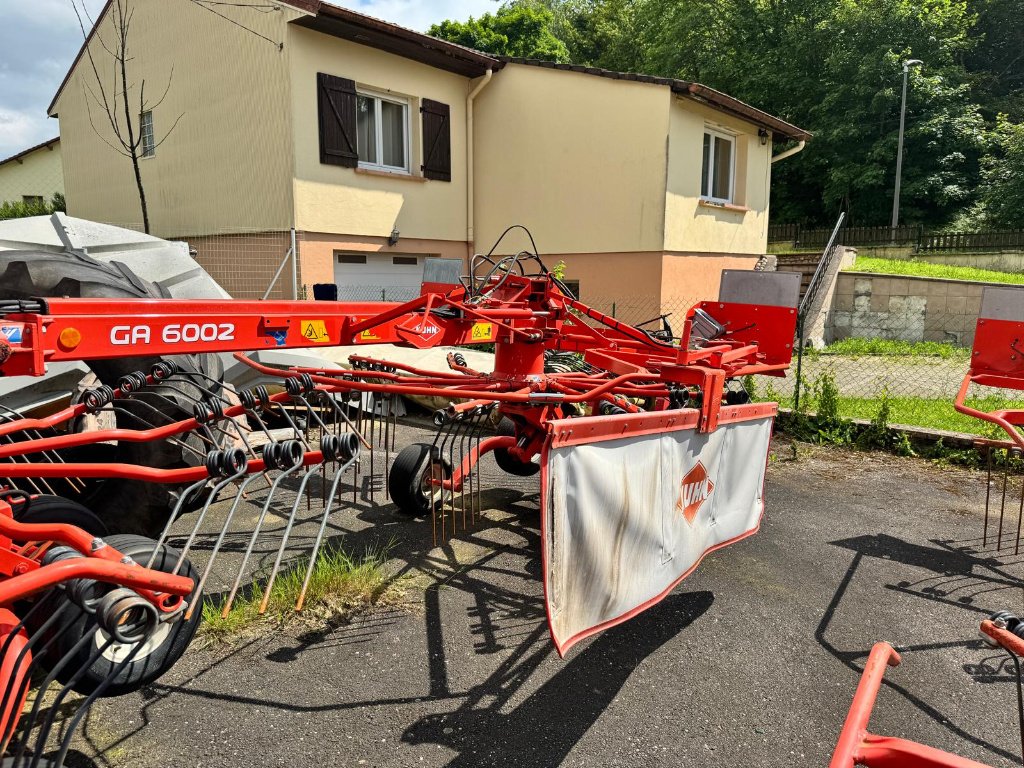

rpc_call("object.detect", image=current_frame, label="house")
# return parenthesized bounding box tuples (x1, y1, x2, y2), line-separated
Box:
(48, 0, 809, 306)
(0, 138, 63, 207)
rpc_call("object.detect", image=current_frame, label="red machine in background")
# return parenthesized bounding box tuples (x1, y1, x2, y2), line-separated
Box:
(831, 284, 1024, 768)
(0, 245, 801, 761)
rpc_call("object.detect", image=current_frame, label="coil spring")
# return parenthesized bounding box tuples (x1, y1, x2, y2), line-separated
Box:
(285, 373, 316, 397)
(205, 447, 248, 478)
(117, 370, 148, 394)
(263, 439, 304, 470)
(320, 432, 359, 463)
(240, 385, 272, 411)
(453, 353, 467, 367)
(194, 398, 226, 424)
(96, 588, 159, 644)
(82, 385, 115, 413)
(151, 360, 177, 380)
(42, 546, 107, 614)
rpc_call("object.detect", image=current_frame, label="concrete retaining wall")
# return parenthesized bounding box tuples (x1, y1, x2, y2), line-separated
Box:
(828, 272, 994, 346)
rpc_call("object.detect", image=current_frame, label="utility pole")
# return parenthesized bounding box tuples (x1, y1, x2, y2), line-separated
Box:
(891, 59, 923, 231)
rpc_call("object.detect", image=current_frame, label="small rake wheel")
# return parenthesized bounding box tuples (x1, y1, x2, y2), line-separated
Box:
(389, 443, 452, 518)
(32, 535, 202, 697)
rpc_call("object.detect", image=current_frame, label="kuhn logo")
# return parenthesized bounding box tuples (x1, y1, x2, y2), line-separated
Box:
(418, 324, 440, 337)
(676, 462, 714, 524)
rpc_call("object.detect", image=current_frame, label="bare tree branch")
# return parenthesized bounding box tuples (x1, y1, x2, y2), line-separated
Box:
(152, 111, 185, 152)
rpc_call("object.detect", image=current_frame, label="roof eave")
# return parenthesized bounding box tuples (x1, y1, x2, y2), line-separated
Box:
(293, 2, 501, 78)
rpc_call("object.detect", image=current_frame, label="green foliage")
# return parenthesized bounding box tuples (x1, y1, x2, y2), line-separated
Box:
(552, 259, 567, 280)
(430, 3, 570, 61)
(433, 0, 1024, 228)
(816, 338, 969, 359)
(977, 115, 1024, 228)
(0, 193, 65, 221)
(845, 255, 1024, 284)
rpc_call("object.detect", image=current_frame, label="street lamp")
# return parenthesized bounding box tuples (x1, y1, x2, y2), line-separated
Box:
(891, 58, 923, 230)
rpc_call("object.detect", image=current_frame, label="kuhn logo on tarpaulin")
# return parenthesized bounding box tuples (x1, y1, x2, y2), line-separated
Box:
(676, 462, 714, 523)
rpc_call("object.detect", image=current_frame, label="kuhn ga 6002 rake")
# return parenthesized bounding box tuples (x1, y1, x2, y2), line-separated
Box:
(0, 250, 800, 760)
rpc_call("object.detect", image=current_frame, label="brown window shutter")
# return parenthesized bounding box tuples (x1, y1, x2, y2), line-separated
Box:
(420, 99, 451, 182)
(317, 72, 358, 167)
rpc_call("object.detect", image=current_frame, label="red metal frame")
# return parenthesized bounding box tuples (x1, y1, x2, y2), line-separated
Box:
(954, 314, 1024, 450)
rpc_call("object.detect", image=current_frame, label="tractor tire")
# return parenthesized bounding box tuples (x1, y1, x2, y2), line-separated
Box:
(41, 535, 202, 697)
(388, 443, 451, 518)
(493, 418, 540, 477)
(0, 251, 224, 536)
(10, 494, 108, 537)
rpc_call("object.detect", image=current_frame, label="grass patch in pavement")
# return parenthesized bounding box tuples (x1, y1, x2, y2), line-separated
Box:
(200, 542, 404, 642)
(845, 256, 1024, 285)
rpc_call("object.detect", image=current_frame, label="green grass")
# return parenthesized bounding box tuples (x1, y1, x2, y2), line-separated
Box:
(845, 256, 1024, 285)
(201, 542, 402, 642)
(811, 338, 970, 359)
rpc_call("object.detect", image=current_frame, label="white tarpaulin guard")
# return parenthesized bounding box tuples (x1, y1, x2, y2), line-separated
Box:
(541, 409, 774, 655)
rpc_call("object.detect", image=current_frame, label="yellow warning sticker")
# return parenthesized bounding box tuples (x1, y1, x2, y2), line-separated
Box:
(471, 322, 494, 342)
(359, 329, 381, 341)
(300, 319, 330, 343)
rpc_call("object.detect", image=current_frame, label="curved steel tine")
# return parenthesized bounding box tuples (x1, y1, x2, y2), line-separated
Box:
(145, 476, 215, 569)
(169, 463, 250, 576)
(48, 631, 149, 767)
(0, 600, 74, 749)
(295, 454, 359, 611)
(221, 458, 307, 617)
(184, 471, 265, 621)
(258, 464, 325, 614)
(11, 621, 103, 766)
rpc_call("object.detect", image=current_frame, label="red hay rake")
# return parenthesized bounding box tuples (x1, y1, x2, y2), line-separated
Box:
(0, 248, 801, 761)
(832, 284, 1024, 768)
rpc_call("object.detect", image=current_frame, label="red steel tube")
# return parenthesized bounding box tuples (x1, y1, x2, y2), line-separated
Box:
(980, 619, 1024, 657)
(0, 558, 193, 606)
(954, 374, 1024, 451)
(830, 642, 902, 768)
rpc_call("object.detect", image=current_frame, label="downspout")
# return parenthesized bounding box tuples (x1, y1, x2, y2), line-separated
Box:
(771, 140, 806, 164)
(466, 68, 493, 256)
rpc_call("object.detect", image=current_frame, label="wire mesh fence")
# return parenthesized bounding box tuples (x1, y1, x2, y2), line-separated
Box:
(173, 230, 297, 300)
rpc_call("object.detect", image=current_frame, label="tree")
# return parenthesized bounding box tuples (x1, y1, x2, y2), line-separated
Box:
(70, 0, 182, 233)
(429, 3, 570, 62)
(976, 116, 1024, 227)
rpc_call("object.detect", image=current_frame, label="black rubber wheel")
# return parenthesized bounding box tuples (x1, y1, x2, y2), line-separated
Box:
(388, 443, 451, 517)
(0, 251, 224, 536)
(493, 418, 540, 477)
(41, 534, 202, 697)
(10, 494, 108, 537)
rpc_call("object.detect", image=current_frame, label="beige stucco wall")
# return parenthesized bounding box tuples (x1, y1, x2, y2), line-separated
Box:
(0, 142, 64, 204)
(473, 64, 670, 255)
(289, 27, 471, 244)
(661, 252, 761, 305)
(52, 0, 300, 236)
(664, 99, 772, 255)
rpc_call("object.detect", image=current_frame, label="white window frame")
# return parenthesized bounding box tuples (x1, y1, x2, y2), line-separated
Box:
(701, 127, 736, 204)
(140, 110, 155, 158)
(356, 89, 411, 175)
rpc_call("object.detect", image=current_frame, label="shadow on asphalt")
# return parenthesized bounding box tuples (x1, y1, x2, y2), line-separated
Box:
(820, 532, 1022, 764)
(401, 591, 715, 767)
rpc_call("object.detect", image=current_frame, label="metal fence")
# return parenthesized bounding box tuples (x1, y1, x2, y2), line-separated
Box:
(768, 223, 1024, 253)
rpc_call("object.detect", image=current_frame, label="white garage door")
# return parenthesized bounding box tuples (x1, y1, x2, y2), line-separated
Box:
(333, 252, 425, 301)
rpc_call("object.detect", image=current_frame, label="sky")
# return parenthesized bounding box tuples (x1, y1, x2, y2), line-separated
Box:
(0, 0, 496, 159)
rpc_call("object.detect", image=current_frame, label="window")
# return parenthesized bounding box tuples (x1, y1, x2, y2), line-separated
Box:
(356, 91, 409, 173)
(22, 196, 44, 206)
(336, 253, 367, 265)
(701, 129, 735, 203)
(140, 110, 155, 157)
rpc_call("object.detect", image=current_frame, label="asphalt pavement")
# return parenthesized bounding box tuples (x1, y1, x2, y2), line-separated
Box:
(67, 422, 1024, 767)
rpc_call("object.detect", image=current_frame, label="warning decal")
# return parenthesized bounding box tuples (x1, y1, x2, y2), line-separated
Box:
(300, 320, 330, 343)
(470, 322, 494, 342)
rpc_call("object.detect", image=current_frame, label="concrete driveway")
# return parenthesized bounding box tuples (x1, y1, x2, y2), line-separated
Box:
(69, 424, 1024, 768)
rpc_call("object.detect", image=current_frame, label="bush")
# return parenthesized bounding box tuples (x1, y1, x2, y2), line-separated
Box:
(0, 193, 65, 220)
